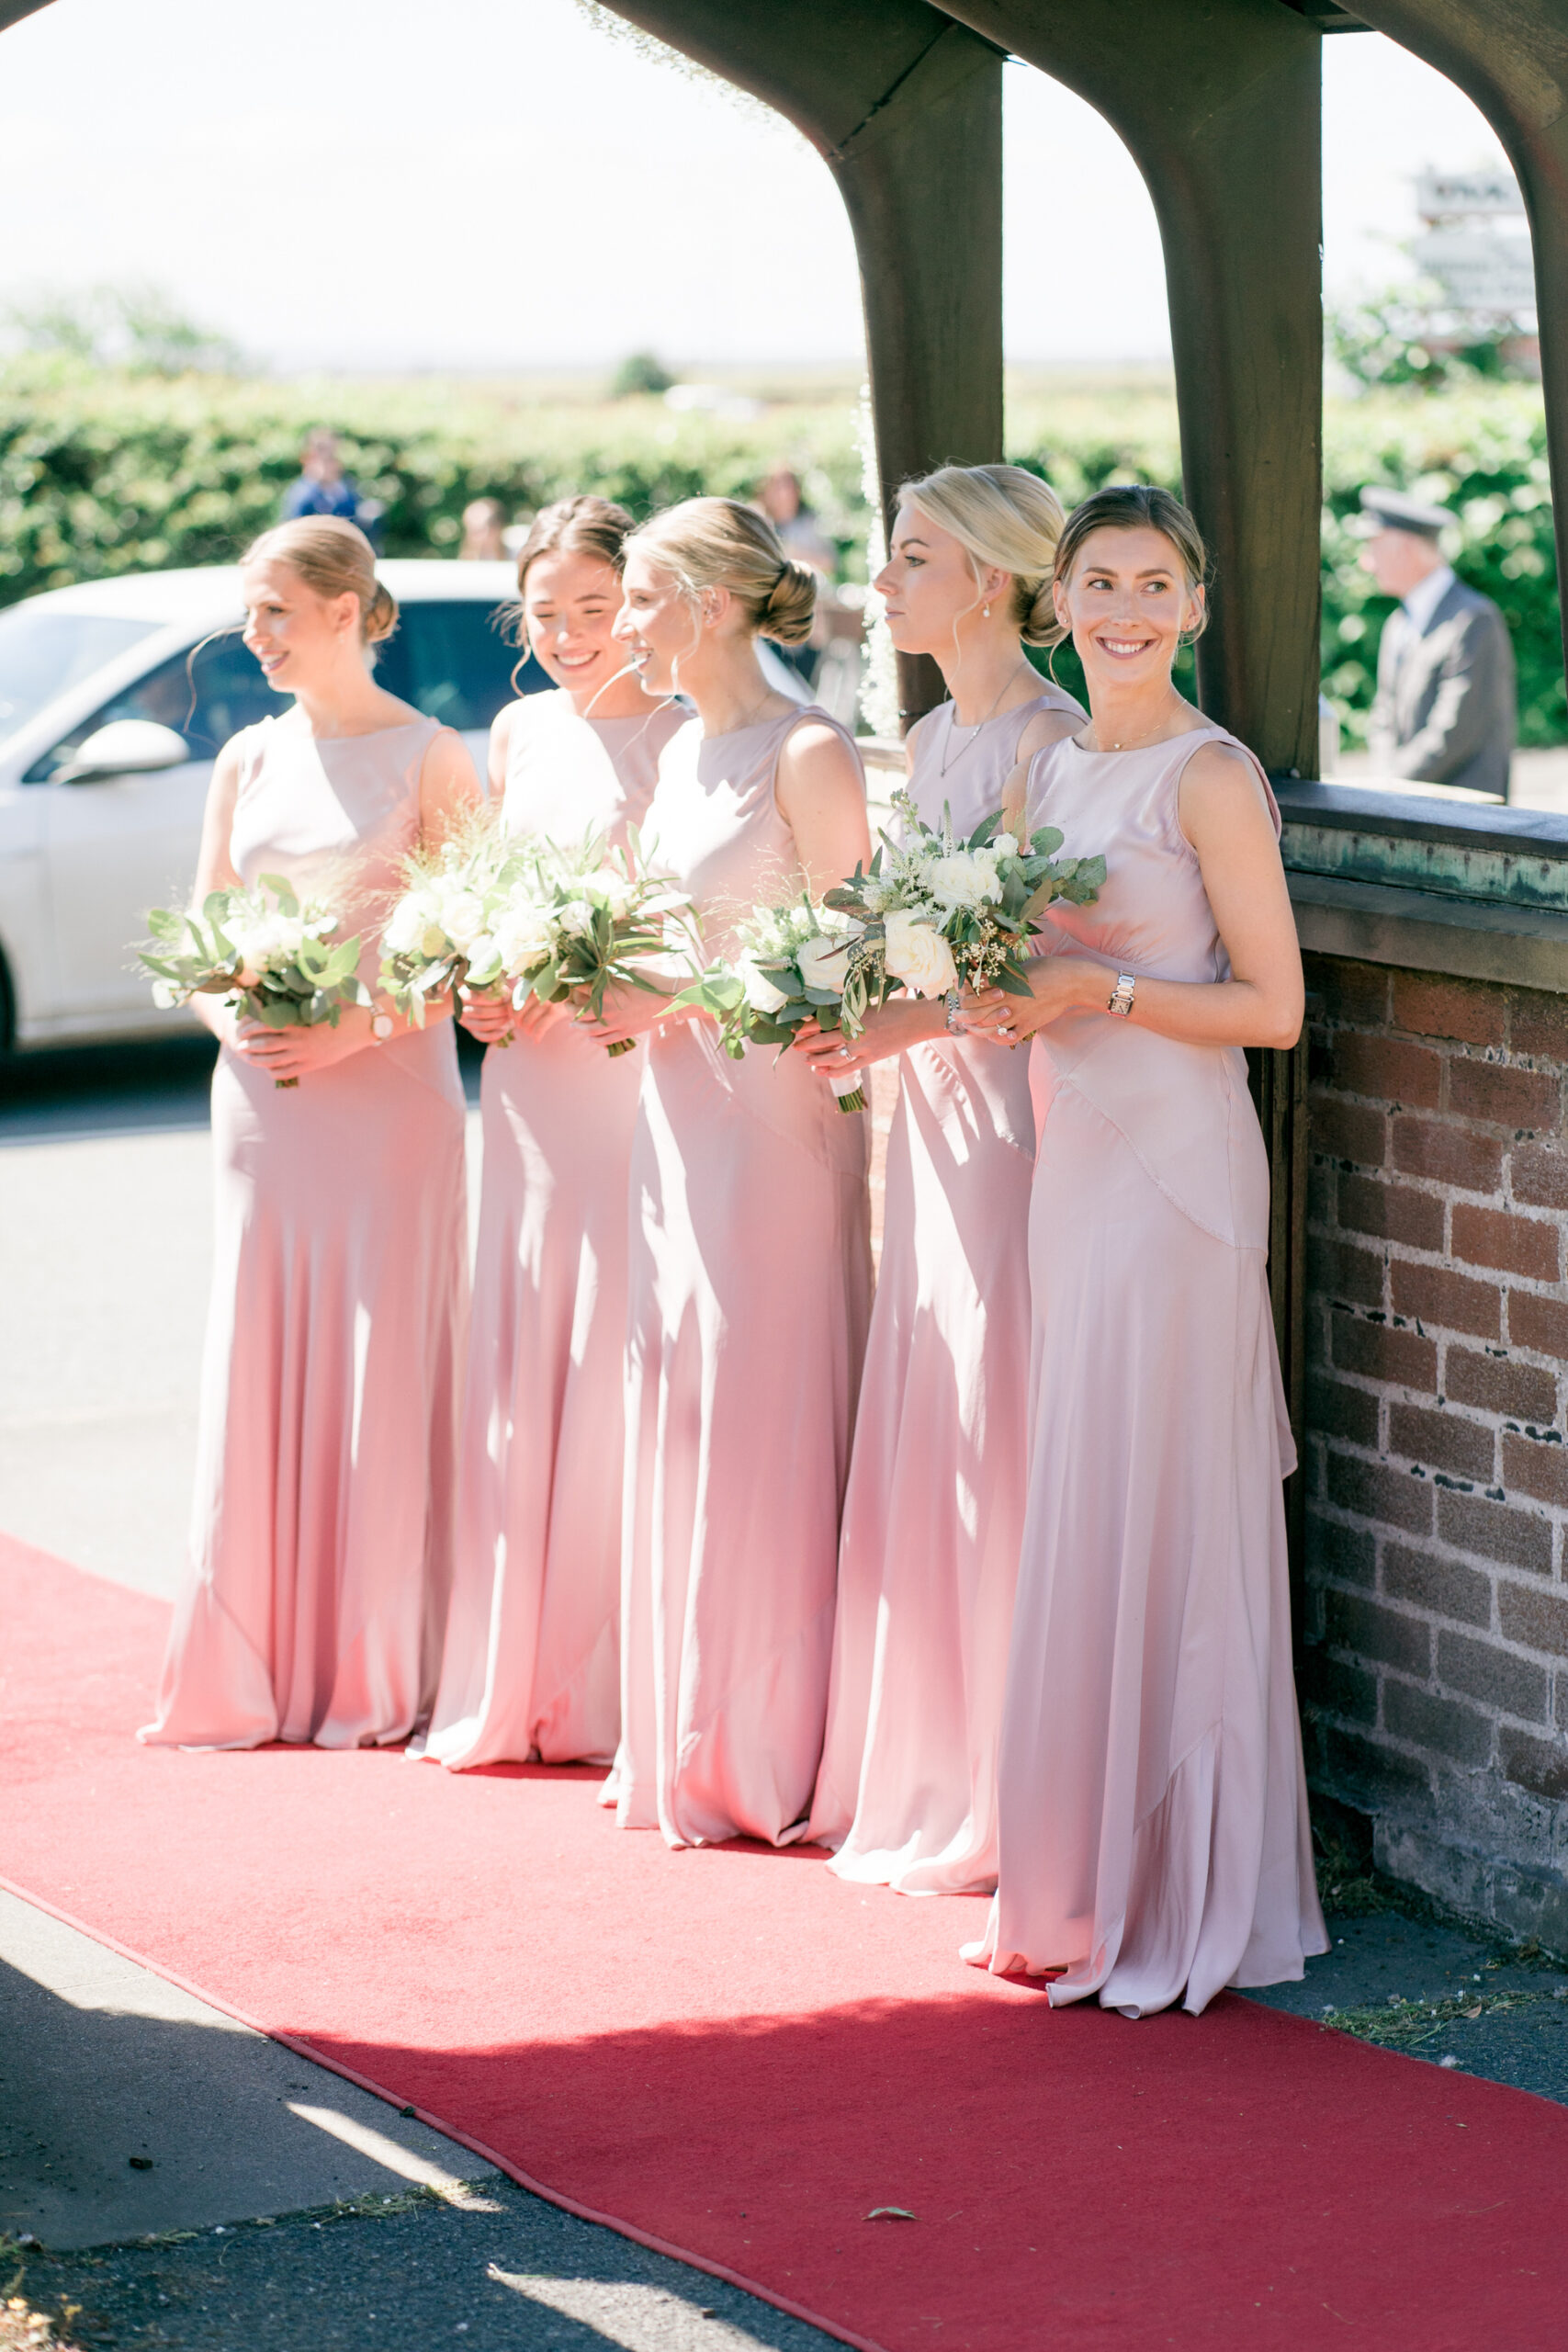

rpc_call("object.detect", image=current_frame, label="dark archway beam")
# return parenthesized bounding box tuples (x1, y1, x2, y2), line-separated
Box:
(599, 0, 1006, 721)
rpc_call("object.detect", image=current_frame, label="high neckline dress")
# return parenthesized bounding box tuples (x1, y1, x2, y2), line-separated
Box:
(969, 724, 1328, 2012)
(610, 707, 874, 1848)
(141, 715, 468, 1751)
(807, 687, 1084, 1894)
(420, 690, 684, 1770)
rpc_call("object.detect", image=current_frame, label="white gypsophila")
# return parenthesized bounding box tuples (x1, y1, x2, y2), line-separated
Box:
(737, 950, 791, 1014)
(795, 933, 856, 992)
(883, 909, 959, 998)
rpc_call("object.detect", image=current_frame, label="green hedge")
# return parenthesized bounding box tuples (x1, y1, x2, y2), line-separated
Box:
(1, 363, 1560, 747)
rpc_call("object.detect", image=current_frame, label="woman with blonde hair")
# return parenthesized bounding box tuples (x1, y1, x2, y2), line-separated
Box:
(591, 494, 874, 1849)
(797, 462, 1083, 1894)
(142, 517, 482, 1750)
(959, 484, 1326, 2010)
(421, 496, 683, 1771)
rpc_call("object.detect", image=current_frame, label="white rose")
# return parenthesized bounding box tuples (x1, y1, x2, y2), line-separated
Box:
(586, 867, 635, 920)
(883, 910, 958, 998)
(151, 978, 180, 1010)
(492, 904, 556, 973)
(558, 899, 594, 936)
(737, 950, 790, 1014)
(926, 852, 998, 910)
(993, 832, 1018, 859)
(384, 896, 428, 957)
(795, 933, 854, 992)
(438, 888, 490, 952)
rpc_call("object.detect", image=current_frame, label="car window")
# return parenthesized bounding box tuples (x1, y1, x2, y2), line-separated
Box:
(0, 607, 162, 751)
(375, 599, 548, 731)
(23, 630, 288, 783)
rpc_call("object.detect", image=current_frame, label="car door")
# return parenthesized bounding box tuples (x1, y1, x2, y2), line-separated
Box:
(37, 632, 287, 1023)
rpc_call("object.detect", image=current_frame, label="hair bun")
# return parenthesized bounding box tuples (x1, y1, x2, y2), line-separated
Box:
(365, 580, 399, 645)
(760, 556, 816, 647)
(1021, 577, 1057, 648)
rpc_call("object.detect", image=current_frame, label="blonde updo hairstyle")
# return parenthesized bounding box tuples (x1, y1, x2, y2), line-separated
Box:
(896, 462, 1066, 646)
(626, 495, 817, 646)
(1045, 483, 1210, 649)
(243, 515, 397, 648)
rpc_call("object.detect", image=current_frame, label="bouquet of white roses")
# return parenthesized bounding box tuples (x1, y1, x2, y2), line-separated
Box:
(674, 894, 890, 1114)
(378, 822, 523, 1028)
(822, 788, 1106, 1014)
(140, 876, 370, 1087)
(492, 831, 699, 1057)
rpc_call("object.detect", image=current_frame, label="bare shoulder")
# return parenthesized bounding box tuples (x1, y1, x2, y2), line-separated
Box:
(1178, 738, 1278, 847)
(777, 716, 863, 786)
(1016, 707, 1080, 765)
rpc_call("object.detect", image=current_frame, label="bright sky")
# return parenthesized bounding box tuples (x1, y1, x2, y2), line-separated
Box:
(0, 0, 1516, 372)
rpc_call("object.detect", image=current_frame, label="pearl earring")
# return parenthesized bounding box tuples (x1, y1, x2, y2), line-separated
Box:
(983, 603, 990, 618)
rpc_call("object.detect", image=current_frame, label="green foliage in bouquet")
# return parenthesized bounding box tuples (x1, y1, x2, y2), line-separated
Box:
(672, 896, 885, 1113)
(140, 874, 369, 1085)
(507, 831, 698, 1057)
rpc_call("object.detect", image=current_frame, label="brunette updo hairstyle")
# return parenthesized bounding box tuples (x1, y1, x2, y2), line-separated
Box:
(243, 516, 397, 646)
(626, 495, 817, 645)
(509, 493, 637, 659)
(1045, 484, 1210, 648)
(896, 462, 1066, 645)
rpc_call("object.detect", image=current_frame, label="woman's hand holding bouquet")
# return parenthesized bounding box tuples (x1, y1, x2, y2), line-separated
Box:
(491, 831, 700, 1057)
(673, 895, 897, 1114)
(140, 876, 371, 1088)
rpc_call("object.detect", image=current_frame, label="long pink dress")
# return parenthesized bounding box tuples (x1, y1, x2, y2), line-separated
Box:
(421, 691, 683, 1769)
(611, 707, 874, 1849)
(807, 689, 1083, 1893)
(968, 725, 1328, 2013)
(141, 717, 468, 1751)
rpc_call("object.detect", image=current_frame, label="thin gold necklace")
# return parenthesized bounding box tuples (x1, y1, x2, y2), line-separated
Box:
(939, 663, 1038, 775)
(1094, 697, 1185, 752)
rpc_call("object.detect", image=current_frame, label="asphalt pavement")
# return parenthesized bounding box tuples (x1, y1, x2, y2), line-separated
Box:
(2, 1037, 1565, 2352)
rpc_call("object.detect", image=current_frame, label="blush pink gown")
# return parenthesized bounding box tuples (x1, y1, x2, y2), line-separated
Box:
(807, 688, 1083, 1894)
(421, 691, 683, 1770)
(610, 707, 874, 1849)
(967, 725, 1328, 2013)
(141, 716, 468, 1751)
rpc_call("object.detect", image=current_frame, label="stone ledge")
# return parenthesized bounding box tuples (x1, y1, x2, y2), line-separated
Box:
(1289, 871, 1568, 994)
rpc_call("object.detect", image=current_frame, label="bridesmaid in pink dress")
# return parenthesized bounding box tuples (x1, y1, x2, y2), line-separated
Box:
(797, 466, 1082, 1894)
(590, 497, 874, 1849)
(421, 498, 683, 1770)
(959, 486, 1328, 2012)
(142, 518, 482, 1750)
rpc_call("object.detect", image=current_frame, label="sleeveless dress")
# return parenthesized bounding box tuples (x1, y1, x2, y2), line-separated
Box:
(421, 690, 684, 1770)
(807, 688, 1084, 1893)
(141, 716, 468, 1751)
(610, 707, 874, 1848)
(968, 724, 1328, 2012)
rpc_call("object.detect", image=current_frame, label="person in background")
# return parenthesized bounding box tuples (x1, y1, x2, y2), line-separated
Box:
(1360, 486, 1516, 799)
(756, 466, 836, 687)
(459, 497, 508, 560)
(281, 429, 361, 525)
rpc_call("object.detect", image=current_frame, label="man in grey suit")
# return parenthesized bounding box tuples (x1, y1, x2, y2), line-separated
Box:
(1359, 486, 1516, 799)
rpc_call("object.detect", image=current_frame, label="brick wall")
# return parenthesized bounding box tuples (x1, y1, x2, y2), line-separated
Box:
(1301, 953, 1568, 1950)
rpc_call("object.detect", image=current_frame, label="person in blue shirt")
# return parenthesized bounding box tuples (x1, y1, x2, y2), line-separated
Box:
(280, 430, 381, 545)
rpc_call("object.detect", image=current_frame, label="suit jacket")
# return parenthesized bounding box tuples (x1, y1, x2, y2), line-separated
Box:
(1369, 576, 1517, 798)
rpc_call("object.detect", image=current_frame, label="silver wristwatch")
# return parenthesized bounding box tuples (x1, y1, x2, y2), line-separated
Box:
(1107, 972, 1137, 1020)
(371, 1012, 395, 1043)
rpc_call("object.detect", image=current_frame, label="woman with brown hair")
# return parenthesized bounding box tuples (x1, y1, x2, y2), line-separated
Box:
(958, 485, 1326, 2011)
(420, 496, 684, 1771)
(142, 517, 482, 1750)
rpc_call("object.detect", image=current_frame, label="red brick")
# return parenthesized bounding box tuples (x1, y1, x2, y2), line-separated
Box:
(1331, 1034, 1442, 1109)
(1498, 1581, 1568, 1657)
(1508, 992, 1568, 1061)
(1310, 958, 1390, 1026)
(1392, 1115, 1503, 1195)
(1313, 1237, 1386, 1311)
(1391, 1260, 1503, 1341)
(1338, 1174, 1445, 1251)
(1502, 1431, 1568, 1510)
(1329, 1311, 1437, 1392)
(1499, 1728, 1568, 1800)
(1392, 973, 1506, 1048)
(1382, 1544, 1493, 1627)
(1448, 1057, 1562, 1132)
(1509, 1291, 1568, 1361)
(1510, 1143, 1568, 1212)
(1451, 1204, 1562, 1283)
(1444, 1348, 1560, 1425)
(1307, 1512, 1377, 1588)
(1438, 1489, 1554, 1575)
(1325, 1589, 1432, 1675)
(1310, 1375, 1381, 1447)
(1438, 1629, 1549, 1720)
(1311, 1095, 1389, 1169)
(1325, 1450, 1435, 1535)
(1389, 1403, 1496, 1482)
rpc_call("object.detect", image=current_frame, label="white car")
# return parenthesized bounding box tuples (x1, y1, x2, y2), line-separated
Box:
(0, 560, 528, 1051)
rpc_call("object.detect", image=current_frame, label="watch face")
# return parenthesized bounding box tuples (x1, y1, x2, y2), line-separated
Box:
(372, 1013, 394, 1039)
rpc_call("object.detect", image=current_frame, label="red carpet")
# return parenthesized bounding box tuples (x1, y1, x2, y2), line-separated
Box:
(4, 1534, 1566, 2351)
